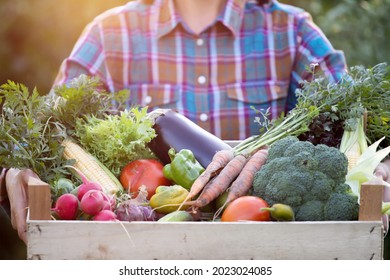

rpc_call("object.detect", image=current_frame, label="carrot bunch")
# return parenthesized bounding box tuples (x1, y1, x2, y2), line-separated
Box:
(179, 147, 269, 215)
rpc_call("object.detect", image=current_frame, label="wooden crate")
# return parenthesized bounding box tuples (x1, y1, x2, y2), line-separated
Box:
(26, 177, 385, 260)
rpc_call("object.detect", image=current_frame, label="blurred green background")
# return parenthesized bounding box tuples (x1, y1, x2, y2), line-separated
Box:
(0, 0, 389, 95)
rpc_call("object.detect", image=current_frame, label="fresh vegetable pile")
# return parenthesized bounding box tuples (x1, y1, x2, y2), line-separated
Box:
(1, 63, 389, 225)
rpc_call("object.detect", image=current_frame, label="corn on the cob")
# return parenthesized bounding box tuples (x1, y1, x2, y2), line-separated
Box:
(345, 142, 361, 171)
(62, 138, 123, 195)
(339, 115, 368, 171)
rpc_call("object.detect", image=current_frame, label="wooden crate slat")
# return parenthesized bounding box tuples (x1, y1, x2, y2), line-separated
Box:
(27, 220, 383, 260)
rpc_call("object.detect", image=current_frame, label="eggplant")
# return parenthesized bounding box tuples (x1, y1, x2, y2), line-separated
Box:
(147, 109, 232, 168)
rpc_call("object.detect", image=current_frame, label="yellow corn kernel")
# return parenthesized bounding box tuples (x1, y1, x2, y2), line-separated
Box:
(62, 138, 123, 195)
(345, 142, 361, 171)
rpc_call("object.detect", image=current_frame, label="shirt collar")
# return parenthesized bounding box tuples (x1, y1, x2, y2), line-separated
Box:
(155, 0, 177, 39)
(155, 0, 248, 39)
(219, 0, 247, 37)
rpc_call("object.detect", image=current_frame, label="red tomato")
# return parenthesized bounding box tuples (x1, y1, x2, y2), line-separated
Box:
(119, 159, 172, 199)
(221, 196, 271, 222)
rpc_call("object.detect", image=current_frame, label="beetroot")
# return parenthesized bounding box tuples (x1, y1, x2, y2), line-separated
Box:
(52, 193, 79, 220)
(80, 190, 105, 216)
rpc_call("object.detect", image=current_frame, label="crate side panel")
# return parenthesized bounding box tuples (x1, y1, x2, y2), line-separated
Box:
(27, 221, 383, 260)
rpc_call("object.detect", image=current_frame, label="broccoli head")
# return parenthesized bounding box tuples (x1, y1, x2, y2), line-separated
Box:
(314, 144, 348, 184)
(267, 136, 300, 162)
(295, 200, 325, 221)
(263, 167, 310, 207)
(324, 193, 359, 221)
(252, 136, 358, 221)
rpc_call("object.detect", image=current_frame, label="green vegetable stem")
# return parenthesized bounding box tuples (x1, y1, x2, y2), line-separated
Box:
(163, 148, 205, 190)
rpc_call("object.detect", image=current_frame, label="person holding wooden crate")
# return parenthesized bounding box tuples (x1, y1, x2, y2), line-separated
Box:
(1, 0, 390, 259)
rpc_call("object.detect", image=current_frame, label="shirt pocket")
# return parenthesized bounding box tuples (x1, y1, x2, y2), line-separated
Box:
(127, 84, 179, 108)
(226, 81, 288, 105)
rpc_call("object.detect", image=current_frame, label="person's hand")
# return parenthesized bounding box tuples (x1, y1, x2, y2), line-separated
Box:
(374, 160, 390, 233)
(5, 168, 39, 244)
(374, 159, 390, 183)
(374, 160, 390, 204)
(374, 159, 390, 206)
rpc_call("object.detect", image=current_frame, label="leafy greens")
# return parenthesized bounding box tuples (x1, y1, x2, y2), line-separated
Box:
(0, 75, 154, 186)
(74, 107, 157, 177)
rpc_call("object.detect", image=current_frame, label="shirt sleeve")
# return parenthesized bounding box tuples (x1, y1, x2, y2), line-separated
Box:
(285, 12, 347, 112)
(52, 21, 108, 89)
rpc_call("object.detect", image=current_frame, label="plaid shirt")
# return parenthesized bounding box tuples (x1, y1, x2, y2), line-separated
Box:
(54, 0, 346, 140)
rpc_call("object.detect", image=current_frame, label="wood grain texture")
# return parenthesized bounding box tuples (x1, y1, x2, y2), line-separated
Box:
(27, 220, 383, 260)
(27, 177, 51, 221)
(359, 182, 384, 221)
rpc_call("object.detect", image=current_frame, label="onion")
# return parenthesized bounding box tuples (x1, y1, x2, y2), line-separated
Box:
(116, 200, 156, 222)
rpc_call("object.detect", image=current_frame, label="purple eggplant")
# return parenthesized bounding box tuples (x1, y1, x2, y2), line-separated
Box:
(147, 109, 232, 168)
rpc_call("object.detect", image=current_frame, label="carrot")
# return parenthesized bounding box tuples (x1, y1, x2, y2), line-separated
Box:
(189, 154, 248, 210)
(227, 148, 268, 203)
(214, 148, 268, 218)
(177, 149, 235, 210)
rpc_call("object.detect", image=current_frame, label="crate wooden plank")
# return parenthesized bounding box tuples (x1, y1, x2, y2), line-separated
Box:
(28, 177, 51, 220)
(27, 219, 383, 260)
(359, 181, 384, 221)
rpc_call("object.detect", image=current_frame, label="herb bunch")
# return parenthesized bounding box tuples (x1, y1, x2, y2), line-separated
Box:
(235, 62, 390, 155)
(0, 81, 69, 184)
(296, 62, 390, 149)
(50, 74, 130, 135)
(0, 75, 131, 185)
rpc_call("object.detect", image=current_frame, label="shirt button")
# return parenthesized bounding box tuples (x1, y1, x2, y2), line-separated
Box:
(200, 113, 208, 122)
(198, 75, 207, 85)
(196, 38, 204, 46)
(144, 95, 152, 104)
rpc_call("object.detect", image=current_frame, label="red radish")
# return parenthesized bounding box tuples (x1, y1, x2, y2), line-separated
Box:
(77, 182, 103, 201)
(80, 190, 105, 216)
(102, 193, 116, 211)
(93, 210, 118, 221)
(66, 165, 103, 201)
(52, 193, 79, 220)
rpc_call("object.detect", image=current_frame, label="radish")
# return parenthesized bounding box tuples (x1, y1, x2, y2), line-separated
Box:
(67, 166, 103, 201)
(102, 193, 116, 211)
(52, 193, 79, 220)
(80, 190, 105, 216)
(93, 210, 118, 221)
(77, 182, 103, 201)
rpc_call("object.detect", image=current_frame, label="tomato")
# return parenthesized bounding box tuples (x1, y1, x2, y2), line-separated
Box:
(119, 159, 172, 200)
(221, 196, 271, 222)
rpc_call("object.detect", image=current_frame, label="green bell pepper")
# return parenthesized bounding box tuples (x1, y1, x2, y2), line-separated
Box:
(163, 148, 204, 190)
